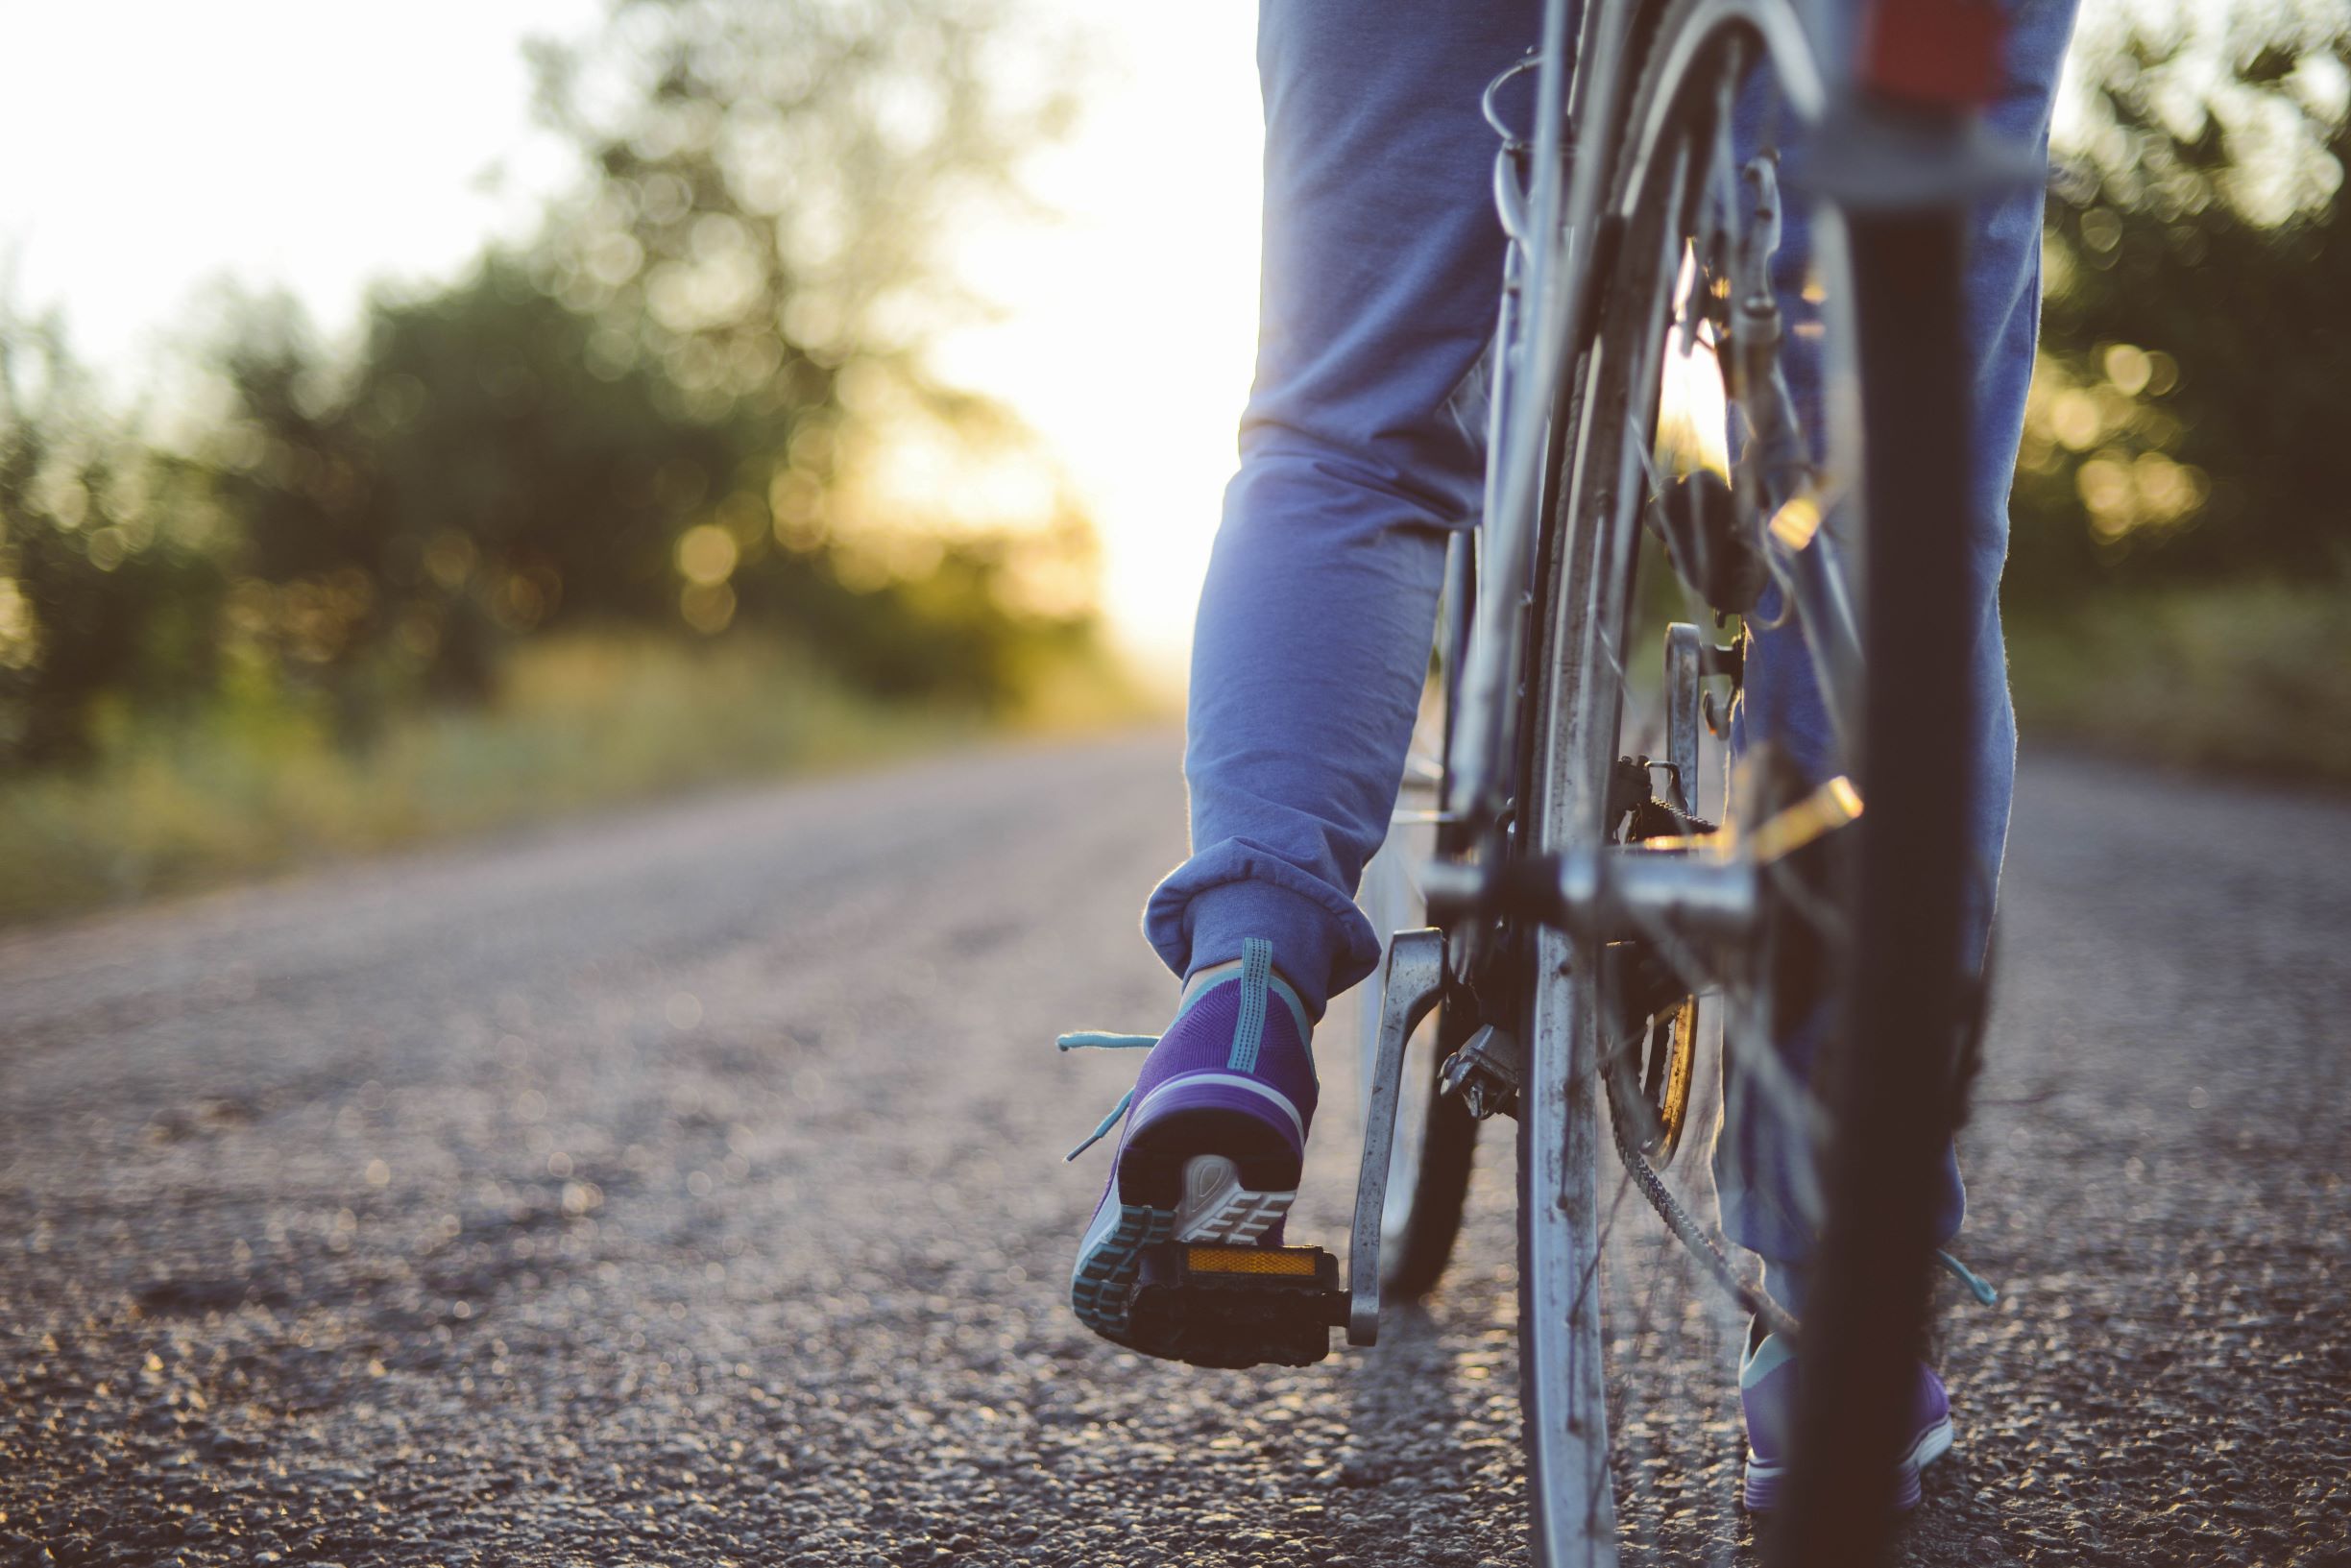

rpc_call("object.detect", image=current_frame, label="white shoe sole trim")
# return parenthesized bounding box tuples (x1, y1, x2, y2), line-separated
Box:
(1905, 1413, 1955, 1471)
(1173, 1155, 1295, 1247)
(1742, 1413, 1956, 1486)
(1130, 1072, 1306, 1143)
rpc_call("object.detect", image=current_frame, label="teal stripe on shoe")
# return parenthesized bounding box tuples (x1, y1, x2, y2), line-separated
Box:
(1228, 937, 1272, 1073)
(1173, 950, 1313, 1046)
(1741, 1332, 1796, 1388)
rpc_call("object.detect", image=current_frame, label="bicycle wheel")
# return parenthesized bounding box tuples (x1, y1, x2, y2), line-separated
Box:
(1359, 556, 1479, 1301)
(1514, 1, 1877, 1561)
(1771, 190, 1984, 1568)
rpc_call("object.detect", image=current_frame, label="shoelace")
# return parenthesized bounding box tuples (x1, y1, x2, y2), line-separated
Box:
(1054, 1031, 1157, 1162)
(1936, 1248, 2000, 1305)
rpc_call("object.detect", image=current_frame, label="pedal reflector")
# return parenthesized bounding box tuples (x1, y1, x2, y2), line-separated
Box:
(1184, 1244, 1322, 1277)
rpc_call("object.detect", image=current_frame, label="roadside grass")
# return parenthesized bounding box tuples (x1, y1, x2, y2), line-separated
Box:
(13, 582, 2328, 930)
(2008, 579, 2351, 786)
(0, 632, 1144, 929)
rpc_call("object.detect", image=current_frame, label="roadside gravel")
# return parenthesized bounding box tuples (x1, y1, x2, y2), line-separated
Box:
(3, 739, 2343, 1565)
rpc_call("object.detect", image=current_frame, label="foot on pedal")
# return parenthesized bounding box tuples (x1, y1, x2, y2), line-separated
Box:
(1061, 939, 1320, 1356)
(1124, 1239, 1347, 1368)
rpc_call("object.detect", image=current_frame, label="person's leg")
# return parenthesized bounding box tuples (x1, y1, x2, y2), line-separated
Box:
(1716, 0, 2081, 1315)
(1142, 0, 1542, 1022)
(1071, 1, 1539, 1356)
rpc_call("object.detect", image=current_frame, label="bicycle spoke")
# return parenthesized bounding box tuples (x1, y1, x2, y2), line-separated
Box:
(1603, 1161, 1707, 1525)
(1502, 12, 1869, 1562)
(1569, 1141, 1643, 1325)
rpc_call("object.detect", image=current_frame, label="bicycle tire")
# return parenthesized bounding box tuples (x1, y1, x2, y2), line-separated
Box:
(1769, 206, 1980, 1566)
(1512, 1, 1863, 1561)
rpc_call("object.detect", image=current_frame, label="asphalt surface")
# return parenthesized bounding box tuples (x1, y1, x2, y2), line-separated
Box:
(3, 736, 2345, 1567)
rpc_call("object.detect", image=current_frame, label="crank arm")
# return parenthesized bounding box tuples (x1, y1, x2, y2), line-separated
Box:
(1345, 928, 1447, 1346)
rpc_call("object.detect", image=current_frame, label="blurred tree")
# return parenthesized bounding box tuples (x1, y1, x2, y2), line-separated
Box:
(12, 0, 1104, 768)
(207, 269, 754, 719)
(206, 255, 1097, 728)
(513, 0, 1099, 694)
(0, 302, 223, 762)
(2011, 0, 2351, 601)
(192, 0, 1097, 731)
(525, 0, 1077, 419)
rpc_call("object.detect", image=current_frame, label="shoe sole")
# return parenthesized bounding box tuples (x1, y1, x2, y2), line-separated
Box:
(1071, 1154, 1296, 1344)
(1741, 1413, 1954, 1513)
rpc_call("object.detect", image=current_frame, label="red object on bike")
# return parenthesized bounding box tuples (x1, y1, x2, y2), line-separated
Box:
(1861, 0, 2003, 109)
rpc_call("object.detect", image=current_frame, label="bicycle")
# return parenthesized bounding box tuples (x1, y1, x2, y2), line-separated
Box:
(1132, 1, 2029, 1562)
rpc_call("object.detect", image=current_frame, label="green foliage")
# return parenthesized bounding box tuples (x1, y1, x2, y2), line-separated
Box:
(206, 266, 760, 712)
(0, 309, 227, 761)
(2012, 1, 2351, 601)
(0, 0, 1103, 781)
(201, 259, 1096, 723)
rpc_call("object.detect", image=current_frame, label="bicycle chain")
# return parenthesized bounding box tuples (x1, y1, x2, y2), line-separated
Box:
(1605, 1076, 1801, 1344)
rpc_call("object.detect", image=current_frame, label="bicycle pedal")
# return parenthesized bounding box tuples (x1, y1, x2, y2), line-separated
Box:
(1440, 1024, 1522, 1120)
(1124, 1242, 1347, 1369)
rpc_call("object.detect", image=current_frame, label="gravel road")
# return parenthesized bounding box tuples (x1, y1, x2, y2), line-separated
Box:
(4, 736, 2345, 1566)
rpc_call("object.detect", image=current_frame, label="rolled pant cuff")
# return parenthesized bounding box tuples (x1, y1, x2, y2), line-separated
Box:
(1144, 850, 1378, 1022)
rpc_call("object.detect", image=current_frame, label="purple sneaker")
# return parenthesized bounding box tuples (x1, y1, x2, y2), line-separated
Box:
(1739, 1327, 1955, 1511)
(1061, 938, 1319, 1352)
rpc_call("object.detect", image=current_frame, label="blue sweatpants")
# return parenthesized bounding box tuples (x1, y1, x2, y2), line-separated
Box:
(1143, 0, 2078, 1295)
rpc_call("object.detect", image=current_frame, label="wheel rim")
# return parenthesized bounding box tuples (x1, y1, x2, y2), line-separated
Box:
(1515, 4, 1838, 1563)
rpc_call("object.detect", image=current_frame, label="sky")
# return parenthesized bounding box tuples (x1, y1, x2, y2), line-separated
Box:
(0, 1, 602, 368)
(0, 1, 1264, 683)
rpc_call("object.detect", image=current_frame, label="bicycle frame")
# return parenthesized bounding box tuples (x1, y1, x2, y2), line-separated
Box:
(1448, 0, 1843, 849)
(1433, 0, 2026, 956)
(1445, 0, 1604, 830)
(1393, 3, 2028, 1563)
